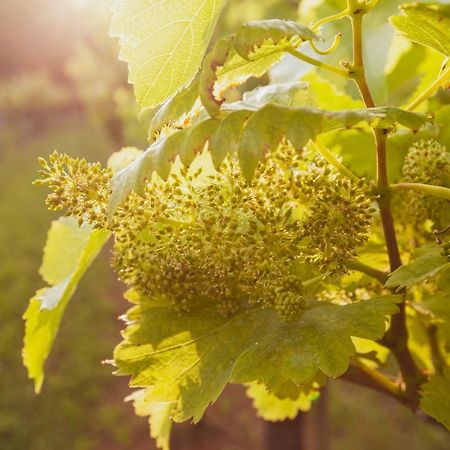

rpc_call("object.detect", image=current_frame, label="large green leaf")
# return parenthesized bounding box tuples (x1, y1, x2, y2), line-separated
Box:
(420, 368, 450, 431)
(114, 291, 397, 423)
(390, 3, 450, 56)
(23, 218, 110, 392)
(108, 104, 429, 215)
(385, 245, 450, 290)
(110, 0, 225, 112)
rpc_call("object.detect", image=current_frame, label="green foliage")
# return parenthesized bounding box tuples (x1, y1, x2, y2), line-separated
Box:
(391, 3, 450, 56)
(115, 290, 396, 422)
(199, 19, 317, 116)
(420, 369, 450, 430)
(23, 0, 450, 447)
(149, 77, 200, 138)
(110, 0, 225, 111)
(108, 102, 428, 215)
(233, 20, 316, 57)
(23, 218, 110, 392)
(386, 245, 450, 290)
(128, 388, 173, 450)
(246, 382, 317, 421)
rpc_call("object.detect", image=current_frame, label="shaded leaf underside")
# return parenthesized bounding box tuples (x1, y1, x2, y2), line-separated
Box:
(115, 292, 397, 422)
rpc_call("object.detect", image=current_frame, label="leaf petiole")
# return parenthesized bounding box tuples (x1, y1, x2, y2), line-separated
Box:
(390, 183, 450, 201)
(286, 47, 350, 78)
(346, 260, 388, 284)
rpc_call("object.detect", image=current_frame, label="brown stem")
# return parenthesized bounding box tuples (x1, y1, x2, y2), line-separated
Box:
(381, 302, 425, 403)
(341, 365, 449, 432)
(341, 364, 411, 407)
(348, 6, 426, 398)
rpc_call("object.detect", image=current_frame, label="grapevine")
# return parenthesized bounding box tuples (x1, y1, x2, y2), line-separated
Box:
(22, 0, 450, 448)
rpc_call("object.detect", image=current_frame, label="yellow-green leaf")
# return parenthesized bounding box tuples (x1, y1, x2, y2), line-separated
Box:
(246, 382, 317, 421)
(128, 388, 174, 450)
(390, 3, 450, 56)
(23, 218, 110, 392)
(110, 0, 225, 112)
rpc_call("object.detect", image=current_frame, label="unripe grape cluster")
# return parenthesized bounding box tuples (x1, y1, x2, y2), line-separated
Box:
(295, 158, 375, 273)
(112, 153, 307, 320)
(35, 151, 112, 228)
(402, 140, 450, 228)
(36, 144, 375, 320)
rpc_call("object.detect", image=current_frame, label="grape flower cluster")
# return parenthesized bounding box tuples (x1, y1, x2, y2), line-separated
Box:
(35, 151, 112, 228)
(401, 139, 450, 229)
(36, 144, 375, 320)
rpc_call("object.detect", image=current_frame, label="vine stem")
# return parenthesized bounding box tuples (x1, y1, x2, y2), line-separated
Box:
(347, 1, 425, 400)
(406, 65, 450, 112)
(345, 260, 388, 284)
(390, 183, 450, 201)
(341, 363, 412, 407)
(286, 48, 350, 78)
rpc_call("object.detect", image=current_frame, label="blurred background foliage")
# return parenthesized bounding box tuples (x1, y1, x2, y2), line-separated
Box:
(0, 0, 449, 449)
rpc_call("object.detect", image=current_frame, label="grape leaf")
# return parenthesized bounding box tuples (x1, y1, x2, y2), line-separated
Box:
(227, 81, 310, 110)
(385, 245, 450, 290)
(149, 77, 200, 138)
(127, 388, 174, 450)
(246, 382, 316, 421)
(108, 147, 144, 174)
(108, 105, 429, 215)
(110, 0, 225, 112)
(237, 105, 428, 181)
(200, 20, 317, 116)
(114, 291, 397, 422)
(23, 218, 110, 392)
(200, 36, 235, 117)
(209, 110, 252, 168)
(301, 72, 363, 110)
(384, 39, 444, 107)
(390, 3, 450, 56)
(214, 42, 284, 100)
(233, 20, 317, 59)
(420, 368, 450, 431)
